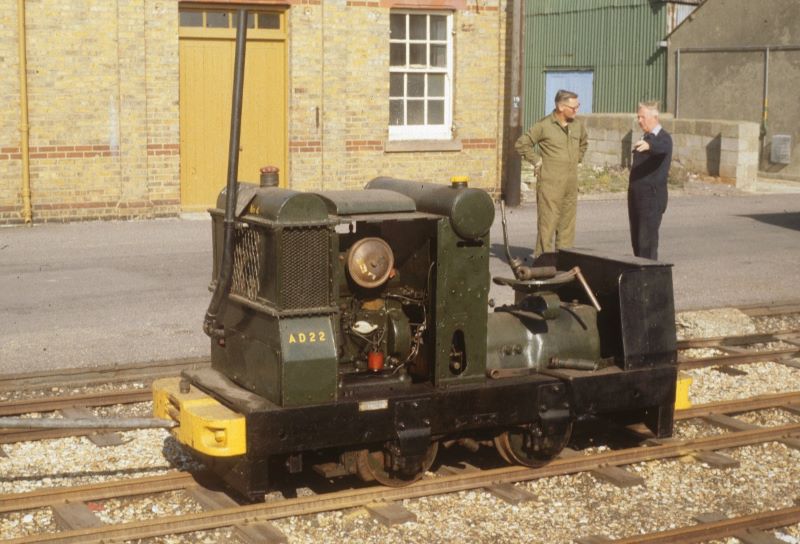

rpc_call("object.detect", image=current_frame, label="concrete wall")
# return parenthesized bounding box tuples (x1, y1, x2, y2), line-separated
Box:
(666, 0, 800, 180)
(583, 113, 760, 189)
(0, 1, 510, 224)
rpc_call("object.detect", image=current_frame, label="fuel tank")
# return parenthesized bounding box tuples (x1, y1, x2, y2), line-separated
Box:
(486, 301, 601, 372)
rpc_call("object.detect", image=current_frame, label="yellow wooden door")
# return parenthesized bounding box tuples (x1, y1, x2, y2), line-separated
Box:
(179, 9, 287, 211)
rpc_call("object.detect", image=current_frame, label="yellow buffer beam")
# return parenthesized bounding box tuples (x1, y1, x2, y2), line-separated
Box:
(152, 377, 246, 457)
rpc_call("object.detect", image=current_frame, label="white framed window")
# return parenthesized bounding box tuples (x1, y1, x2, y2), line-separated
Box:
(389, 11, 453, 141)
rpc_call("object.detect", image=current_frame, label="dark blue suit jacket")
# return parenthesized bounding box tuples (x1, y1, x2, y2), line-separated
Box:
(629, 129, 672, 211)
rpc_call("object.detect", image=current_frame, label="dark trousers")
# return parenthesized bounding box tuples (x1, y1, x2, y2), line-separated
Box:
(627, 185, 665, 260)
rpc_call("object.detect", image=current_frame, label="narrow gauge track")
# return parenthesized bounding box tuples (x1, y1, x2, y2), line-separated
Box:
(0, 357, 210, 393)
(2, 391, 799, 543)
(608, 504, 800, 544)
(1, 300, 798, 395)
(675, 326, 799, 370)
(1, 327, 798, 446)
(1, 304, 799, 542)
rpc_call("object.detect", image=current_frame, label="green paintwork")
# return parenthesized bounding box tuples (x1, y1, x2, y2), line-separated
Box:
(486, 301, 601, 372)
(433, 219, 490, 385)
(314, 189, 417, 215)
(366, 177, 495, 240)
(279, 316, 338, 406)
(215, 183, 331, 223)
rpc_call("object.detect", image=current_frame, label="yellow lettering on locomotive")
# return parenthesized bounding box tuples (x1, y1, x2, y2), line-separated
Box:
(287, 330, 328, 344)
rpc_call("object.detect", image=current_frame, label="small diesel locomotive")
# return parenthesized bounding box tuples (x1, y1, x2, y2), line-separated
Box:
(153, 175, 678, 500)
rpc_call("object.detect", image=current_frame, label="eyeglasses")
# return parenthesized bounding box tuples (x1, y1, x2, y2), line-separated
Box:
(563, 103, 580, 112)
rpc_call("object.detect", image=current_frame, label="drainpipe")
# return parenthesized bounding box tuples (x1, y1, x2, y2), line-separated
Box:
(761, 48, 769, 140)
(503, 0, 523, 207)
(674, 49, 680, 117)
(17, 0, 32, 224)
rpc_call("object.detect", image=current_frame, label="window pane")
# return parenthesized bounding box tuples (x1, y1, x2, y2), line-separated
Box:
(409, 14, 426, 40)
(206, 12, 229, 28)
(179, 11, 202, 27)
(409, 44, 426, 66)
(390, 43, 406, 66)
(428, 100, 444, 124)
(430, 45, 446, 68)
(389, 100, 404, 125)
(232, 12, 256, 28)
(258, 13, 280, 29)
(430, 16, 447, 40)
(390, 74, 404, 97)
(428, 74, 444, 97)
(408, 74, 424, 97)
(390, 14, 405, 39)
(407, 100, 424, 125)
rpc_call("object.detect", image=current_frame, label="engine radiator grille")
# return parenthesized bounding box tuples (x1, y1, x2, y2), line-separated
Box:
(228, 222, 331, 311)
(231, 225, 263, 301)
(279, 227, 330, 309)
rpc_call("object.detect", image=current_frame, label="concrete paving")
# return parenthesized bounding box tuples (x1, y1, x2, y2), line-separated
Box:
(2, 186, 799, 373)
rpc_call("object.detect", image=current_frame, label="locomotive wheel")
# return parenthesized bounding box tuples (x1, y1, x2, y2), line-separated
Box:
(356, 442, 439, 486)
(494, 422, 572, 467)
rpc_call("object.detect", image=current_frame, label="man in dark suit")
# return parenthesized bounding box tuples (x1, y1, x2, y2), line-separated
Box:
(628, 101, 672, 260)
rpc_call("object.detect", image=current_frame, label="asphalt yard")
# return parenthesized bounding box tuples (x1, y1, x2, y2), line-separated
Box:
(1, 185, 799, 373)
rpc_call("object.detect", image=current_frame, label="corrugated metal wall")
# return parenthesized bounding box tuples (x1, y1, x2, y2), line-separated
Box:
(522, 0, 667, 127)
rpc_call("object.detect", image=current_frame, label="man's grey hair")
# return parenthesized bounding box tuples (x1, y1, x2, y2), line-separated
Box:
(638, 101, 660, 116)
(555, 89, 578, 104)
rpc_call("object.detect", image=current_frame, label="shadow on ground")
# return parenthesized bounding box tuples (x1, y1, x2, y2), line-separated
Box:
(490, 242, 532, 262)
(740, 212, 800, 232)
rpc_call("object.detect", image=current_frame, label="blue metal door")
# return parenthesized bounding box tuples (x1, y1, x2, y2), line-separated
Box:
(544, 71, 593, 114)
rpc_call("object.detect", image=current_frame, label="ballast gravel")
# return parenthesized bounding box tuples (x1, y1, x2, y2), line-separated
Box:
(1, 310, 800, 543)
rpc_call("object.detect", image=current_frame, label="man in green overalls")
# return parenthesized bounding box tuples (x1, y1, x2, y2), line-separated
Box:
(515, 90, 588, 262)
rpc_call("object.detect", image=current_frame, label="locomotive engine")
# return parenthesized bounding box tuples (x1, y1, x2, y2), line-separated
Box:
(153, 176, 678, 501)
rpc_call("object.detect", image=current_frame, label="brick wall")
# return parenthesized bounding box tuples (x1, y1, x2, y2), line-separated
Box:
(0, 0, 179, 225)
(0, 4, 23, 222)
(288, 0, 507, 193)
(1, 0, 505, 224)
(583, 113, 760, 189)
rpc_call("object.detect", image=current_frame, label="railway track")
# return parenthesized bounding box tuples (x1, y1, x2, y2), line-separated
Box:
(2, 300, 798, 394)
(0, 327, 797, 447)
(1, 391, 799, 543)
(1, 303, 799, 542)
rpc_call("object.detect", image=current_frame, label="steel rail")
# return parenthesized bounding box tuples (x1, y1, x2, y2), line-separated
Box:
(0, 357, 210, 392)
(675, 390, 800, 420)
(609, 505, 800, 544)
(0, 389, 151, 417)
(679, 349, 800, 370)
(0, 427, 119, 445)
(0, 303, 797, 393)
(0, 472, 195, 514)
(8, 422, 800, 543)
(0, 382, 798, 448)
(737, 301, 800, 317)
(0, 313, 796, 393)
(677, 329, 800, 350)
(0, 390, 793, 514)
